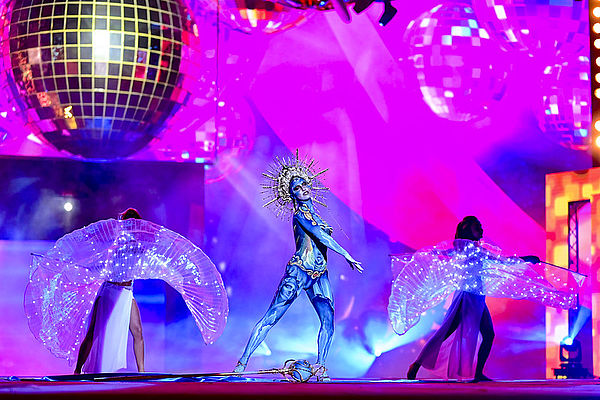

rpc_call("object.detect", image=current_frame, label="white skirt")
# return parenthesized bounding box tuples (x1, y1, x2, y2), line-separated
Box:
(82, 282, 133, 373)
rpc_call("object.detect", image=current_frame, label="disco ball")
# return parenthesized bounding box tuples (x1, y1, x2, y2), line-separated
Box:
(537, 54, 591, 151)
(405, 3, 510, 122)
(192, 0, 310, 34)
(0, 0, 204, 159)
(471, 0, 588, 57)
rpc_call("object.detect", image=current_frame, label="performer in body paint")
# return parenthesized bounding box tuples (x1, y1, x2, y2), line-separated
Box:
(233, 151, 362, 379)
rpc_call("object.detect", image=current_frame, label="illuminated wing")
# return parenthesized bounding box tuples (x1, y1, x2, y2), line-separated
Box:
(388, 239, 581, 336)
(24, 219, 229, 363)
(478, 242, 579, 309)
(388, 241, 459, 335)
(24, 255, 103, 363)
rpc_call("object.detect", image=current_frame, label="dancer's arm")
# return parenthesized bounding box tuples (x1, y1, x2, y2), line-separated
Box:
(294, 211, 363, 272)
(477, 241, 540, 266)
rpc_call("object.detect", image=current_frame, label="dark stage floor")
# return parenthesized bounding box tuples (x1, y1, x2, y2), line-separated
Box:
(2, 377, 600, 399)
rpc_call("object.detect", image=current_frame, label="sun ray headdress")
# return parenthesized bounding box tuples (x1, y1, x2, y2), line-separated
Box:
(262, 150, 329, 218)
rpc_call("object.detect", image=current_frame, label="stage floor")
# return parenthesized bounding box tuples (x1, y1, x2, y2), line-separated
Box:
(2, 378, 600, 399)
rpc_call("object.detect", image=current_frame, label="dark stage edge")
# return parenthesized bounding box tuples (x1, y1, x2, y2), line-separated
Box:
(2, 377, 600, 399)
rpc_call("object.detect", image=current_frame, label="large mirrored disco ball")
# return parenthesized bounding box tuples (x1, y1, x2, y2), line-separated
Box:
(537, 55, 591, 151)
(0, 0, 204, 159)
(192, 0, 310, 34)
(405, 3, 510, 122)
(471, 0, 588, 57)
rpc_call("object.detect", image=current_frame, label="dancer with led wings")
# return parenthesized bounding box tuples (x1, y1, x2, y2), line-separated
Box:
(389, 216, 583, 382)
(25, 208, 228, 374)
(233, 151, 362, 379)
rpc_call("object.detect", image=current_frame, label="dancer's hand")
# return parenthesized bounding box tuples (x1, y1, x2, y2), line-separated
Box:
(347, 258, 363, 273)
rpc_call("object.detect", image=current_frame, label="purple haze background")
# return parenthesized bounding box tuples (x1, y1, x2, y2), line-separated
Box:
(0, 0, 593, 379)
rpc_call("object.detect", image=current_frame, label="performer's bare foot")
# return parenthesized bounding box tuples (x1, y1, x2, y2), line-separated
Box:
(233, 361, 247, 373)
(407, 362, 420, 380)
(470, 373, 493, 383)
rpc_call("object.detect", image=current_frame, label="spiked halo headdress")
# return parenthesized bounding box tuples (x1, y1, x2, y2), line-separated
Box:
(262, 150, 329, 218)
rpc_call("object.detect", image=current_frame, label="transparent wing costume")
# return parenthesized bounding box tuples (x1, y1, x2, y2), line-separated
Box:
(24, 218, 228, 363)
(388, 239, 583, 335)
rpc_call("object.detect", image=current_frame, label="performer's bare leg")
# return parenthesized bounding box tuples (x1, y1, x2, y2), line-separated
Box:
(310, 296, 334, 381)
(74, 297, 100, 374)
(472, 305, 494, 382)
(310, 297, 334, 365)
(407, 299, 463, 380)
(235, 278, 299, 372)
(129, 299, 145, 372)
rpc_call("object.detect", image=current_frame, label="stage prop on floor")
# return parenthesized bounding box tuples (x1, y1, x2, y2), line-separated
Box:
(92, 358, 327, 382)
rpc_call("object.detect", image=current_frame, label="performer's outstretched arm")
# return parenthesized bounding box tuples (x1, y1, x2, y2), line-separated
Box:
(294, 211, 363, 272)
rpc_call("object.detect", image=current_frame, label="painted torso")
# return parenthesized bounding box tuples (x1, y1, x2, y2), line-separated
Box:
(288, 204, 332, 279)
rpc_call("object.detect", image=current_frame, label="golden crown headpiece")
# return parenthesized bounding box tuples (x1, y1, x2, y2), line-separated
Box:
(262, 150, 329, 217)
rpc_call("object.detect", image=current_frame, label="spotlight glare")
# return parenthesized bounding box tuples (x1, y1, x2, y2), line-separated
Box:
(594, 23, 600, 34)
(595, 88, 600, 99)
(596, 136, 600, 148)
(595, 39, 600, 49)
(596, 73, 600, 83)
(594, 7, 600, 18)
(64, 201, 73, 212)
(562, 336, 574, 346)
(595, 120, 600, 131)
